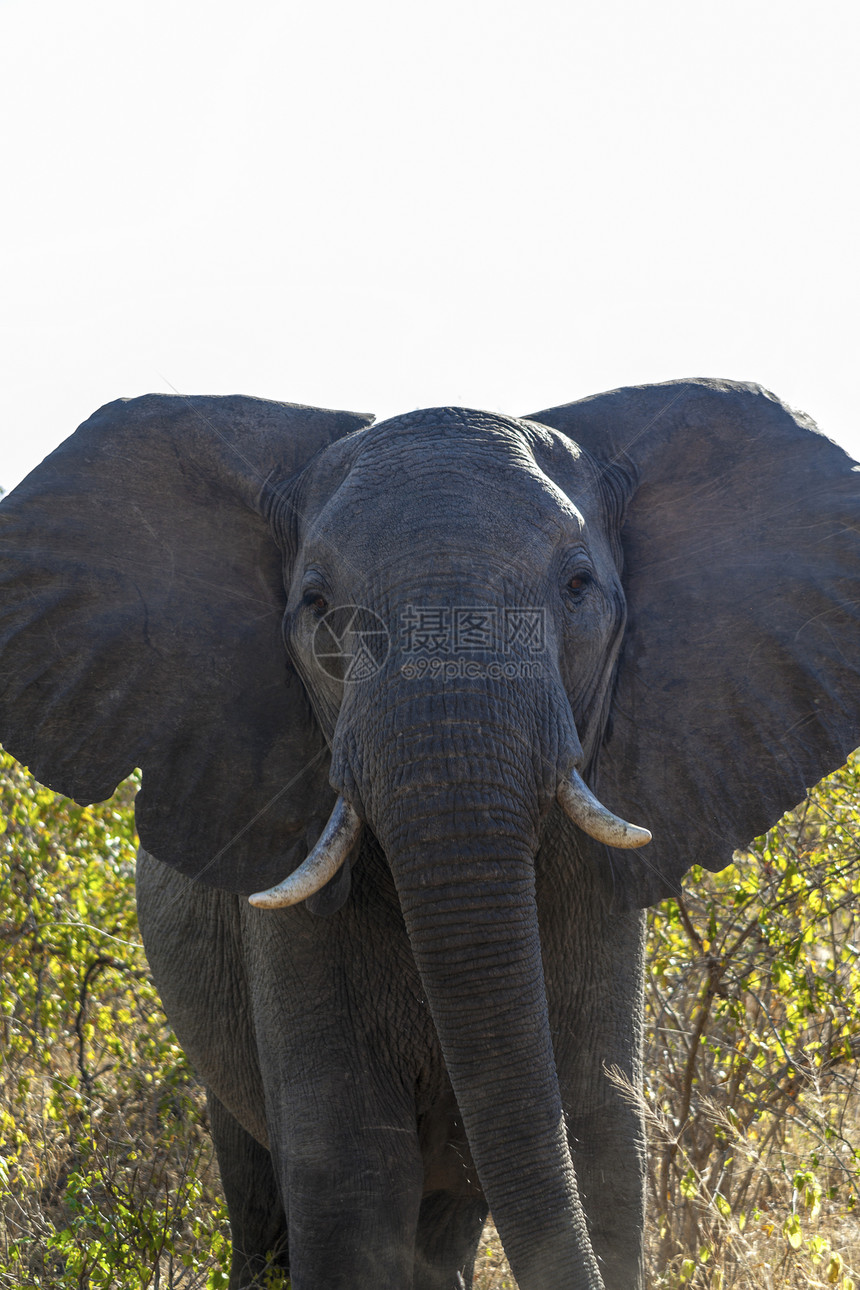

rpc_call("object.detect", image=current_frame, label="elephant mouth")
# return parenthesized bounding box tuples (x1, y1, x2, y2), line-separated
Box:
(247, 772, 650, 909)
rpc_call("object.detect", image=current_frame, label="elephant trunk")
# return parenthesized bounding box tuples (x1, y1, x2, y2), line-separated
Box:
(346, 698, 604, 1290)
(397, 841, 601, 1287)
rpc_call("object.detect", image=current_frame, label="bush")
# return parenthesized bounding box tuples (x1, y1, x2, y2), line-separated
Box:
(0, 752, 232, 1288)
(643, 755, 860, 1288)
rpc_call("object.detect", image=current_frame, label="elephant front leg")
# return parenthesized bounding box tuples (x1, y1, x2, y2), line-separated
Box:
(253, 974, 426, 1290)
(245, 884, 429, 1287)
(268, 1066, 425, 1290)
(568, 1095, 647, 1289)
(544, 883, 648, 1290)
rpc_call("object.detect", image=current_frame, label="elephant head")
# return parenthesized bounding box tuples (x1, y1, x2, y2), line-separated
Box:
(1, 380, 859, 1287)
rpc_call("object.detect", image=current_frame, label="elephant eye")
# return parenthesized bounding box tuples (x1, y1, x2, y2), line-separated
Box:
(303, 591, 330, 617)
(566, 572, 592, 594)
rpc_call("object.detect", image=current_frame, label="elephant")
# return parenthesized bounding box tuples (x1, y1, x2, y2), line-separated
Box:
(1, 378, 859, 1290)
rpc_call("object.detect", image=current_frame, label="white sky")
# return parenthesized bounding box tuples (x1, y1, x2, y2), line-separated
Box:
(1, 0, 857, 493)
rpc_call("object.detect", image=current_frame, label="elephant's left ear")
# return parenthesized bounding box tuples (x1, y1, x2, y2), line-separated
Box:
(528, 379, 860, 909)
(0, 394, 373, 894)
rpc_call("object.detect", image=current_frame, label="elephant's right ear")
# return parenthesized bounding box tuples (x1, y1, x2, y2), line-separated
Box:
(0, 394, 373, 894)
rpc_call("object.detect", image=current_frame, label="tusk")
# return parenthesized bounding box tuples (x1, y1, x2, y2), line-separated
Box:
(249, 797, 362, 909)
(557, 771, 652, 849)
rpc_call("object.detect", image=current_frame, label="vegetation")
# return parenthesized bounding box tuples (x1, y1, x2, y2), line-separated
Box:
(0, 753, 232, 1288)
(641, 756, 860, 1289)
(1, 749, 859, 1287)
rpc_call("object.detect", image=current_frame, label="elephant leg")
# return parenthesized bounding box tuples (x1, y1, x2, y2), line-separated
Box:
(543, 869, 648, 1290)
(413, 1192, 489, 1290)
(568, 1097, 647, 1289)
(279, 1107, 424, 1289)
(257, 1038, 425, 1290)
(246, 891, 430, 1289)
(565, 911, 647, 1290)
(207, 1091, 289, 1289)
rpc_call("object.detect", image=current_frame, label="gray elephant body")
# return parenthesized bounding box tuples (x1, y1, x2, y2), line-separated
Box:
(2, 381, 860, 1290)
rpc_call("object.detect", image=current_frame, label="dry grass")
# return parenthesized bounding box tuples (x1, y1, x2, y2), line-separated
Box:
(474, 1222, 515, 1288)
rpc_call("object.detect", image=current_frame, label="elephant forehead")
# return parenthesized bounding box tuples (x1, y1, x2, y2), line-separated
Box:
(358, 405, 566, 464)
(312, 440, 588, 559)
(373, 405, 522, 433)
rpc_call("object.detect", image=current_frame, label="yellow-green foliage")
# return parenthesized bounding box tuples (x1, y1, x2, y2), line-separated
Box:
(0, 751, 232, 1288)
(644, 756, 860, 1289)
(1, 749, 859, 1288)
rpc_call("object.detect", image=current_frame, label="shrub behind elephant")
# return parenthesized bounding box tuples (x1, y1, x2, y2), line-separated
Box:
(1, 379, 858, 1290)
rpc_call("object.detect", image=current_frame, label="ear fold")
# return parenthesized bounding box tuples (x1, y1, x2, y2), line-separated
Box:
(528, 379, 860, 908)
(0, 394, 373, 894)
